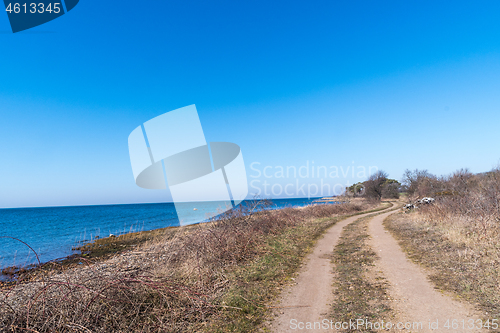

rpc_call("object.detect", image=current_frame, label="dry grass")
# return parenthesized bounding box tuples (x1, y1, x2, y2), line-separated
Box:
(1, 200, 378, 332)
(385, 210, 500, 319)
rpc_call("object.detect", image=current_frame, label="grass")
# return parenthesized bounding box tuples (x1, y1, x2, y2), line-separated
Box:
(384, 211, 500, 319)
(330, 206, 395, 332)
(75, 226, 181, 260)
(0, 227, 183, 289)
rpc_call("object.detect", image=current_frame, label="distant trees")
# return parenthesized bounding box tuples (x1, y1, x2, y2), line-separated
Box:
(382, 178, 401, 199)
(346, 182, 365, 196)
(402, 169, 441, 198)
(345, 170, 401, 200)
(364, 171, 388, 200)
(401, 168, 482, 200)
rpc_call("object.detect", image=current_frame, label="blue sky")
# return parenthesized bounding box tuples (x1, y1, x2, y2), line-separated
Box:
(1, 1, 500, 208)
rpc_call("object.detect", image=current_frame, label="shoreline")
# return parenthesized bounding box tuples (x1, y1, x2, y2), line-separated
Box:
(0, 197, 341, 283)
(0, 225, 181, 285)
(0, 198, 332, 269)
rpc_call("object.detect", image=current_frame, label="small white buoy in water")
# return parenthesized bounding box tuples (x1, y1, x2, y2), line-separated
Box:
(193, 208, 198, 211)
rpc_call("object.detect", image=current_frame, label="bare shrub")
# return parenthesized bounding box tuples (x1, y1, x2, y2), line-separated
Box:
(402, 169, 443, 199)
(421, 167, 500, 235)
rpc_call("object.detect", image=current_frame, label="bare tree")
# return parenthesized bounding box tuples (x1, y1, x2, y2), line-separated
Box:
(402, 169, 439, 197)
(364, 170, 388, 201)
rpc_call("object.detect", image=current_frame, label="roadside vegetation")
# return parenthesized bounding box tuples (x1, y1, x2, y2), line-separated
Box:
(1, 199, 382, 332)
(385, 167, 500, 319)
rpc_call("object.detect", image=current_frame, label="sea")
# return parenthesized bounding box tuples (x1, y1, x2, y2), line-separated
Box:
(0, 198, 330, 270)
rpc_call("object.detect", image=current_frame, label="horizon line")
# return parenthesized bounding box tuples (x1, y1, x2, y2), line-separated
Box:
(0, 196, 336, 210)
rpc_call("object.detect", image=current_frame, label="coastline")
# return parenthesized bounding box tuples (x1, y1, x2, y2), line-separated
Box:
(0, 198, 324, 270)
(1, 226, 180, 283)
(0, 197, 340, 283)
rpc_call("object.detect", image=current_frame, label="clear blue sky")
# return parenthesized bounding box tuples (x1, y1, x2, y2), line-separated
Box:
(1, 1, 500, 208)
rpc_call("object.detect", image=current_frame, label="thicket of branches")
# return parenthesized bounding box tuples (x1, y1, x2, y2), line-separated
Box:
(346, 170, 401, 200)
(403, 167, 500, 232)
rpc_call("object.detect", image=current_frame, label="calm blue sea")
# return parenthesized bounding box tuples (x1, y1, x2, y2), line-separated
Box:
(0, 198, 326, 270)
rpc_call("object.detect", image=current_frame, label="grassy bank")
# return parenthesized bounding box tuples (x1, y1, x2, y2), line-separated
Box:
(1, 199, 385, 332)
(0, 226, 182, 286)
(384, 211, 500, 319)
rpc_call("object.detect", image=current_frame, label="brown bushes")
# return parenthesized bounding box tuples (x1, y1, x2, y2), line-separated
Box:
(1, 200, 370, 332)
(413, 167, 500, 237)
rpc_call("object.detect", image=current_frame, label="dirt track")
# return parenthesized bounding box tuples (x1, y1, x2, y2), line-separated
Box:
(272, 203, 482, 332)
(271, 206, 394, 332)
